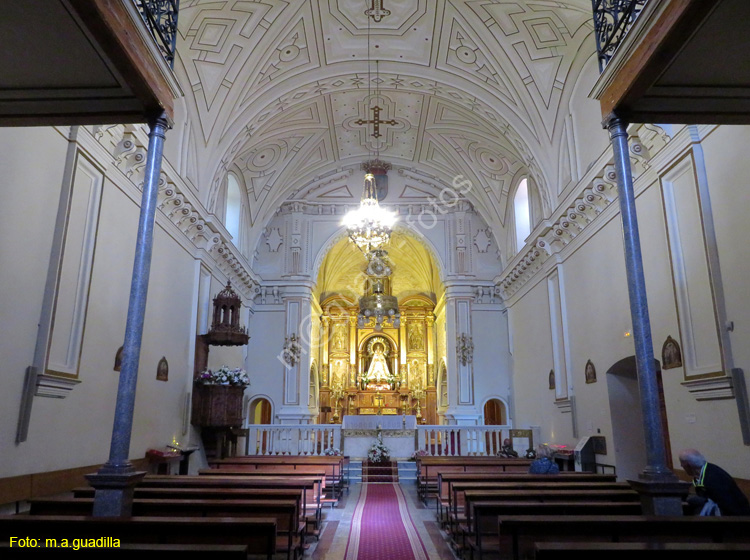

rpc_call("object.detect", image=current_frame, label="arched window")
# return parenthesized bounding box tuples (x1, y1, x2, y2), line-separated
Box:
(225, 172, 242, 242)
(514, 177, 531, 252)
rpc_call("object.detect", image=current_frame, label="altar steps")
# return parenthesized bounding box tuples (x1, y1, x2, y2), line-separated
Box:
(362, 460, 399, 483)
(348, 461, 417, 484)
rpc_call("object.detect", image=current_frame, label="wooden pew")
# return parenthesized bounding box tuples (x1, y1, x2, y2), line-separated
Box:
(534, 542, 750, 560)
(0, 542, 250, 559)
(416, 457, 534, 503)
(437, 472, 618, 521)
(141, 474, 324, 528)
(447, 487, 640, 557)
(441, 476, 622, 532)
(0, 515, 277, 560)
(27, 497, 302, 560)
(209, 456, 346, 499)
(200, 465, 338, 506)
(497, 516, 750, 560)
(464, 501, 642, 560)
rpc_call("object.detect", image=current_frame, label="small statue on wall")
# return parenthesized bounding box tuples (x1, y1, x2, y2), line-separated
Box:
(662, 336, 683, 369)
(585, 360, 597, 384)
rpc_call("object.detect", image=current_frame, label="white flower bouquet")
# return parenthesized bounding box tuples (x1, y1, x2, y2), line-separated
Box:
(367, 431, 390, 463)
(196, 365, 250, 387)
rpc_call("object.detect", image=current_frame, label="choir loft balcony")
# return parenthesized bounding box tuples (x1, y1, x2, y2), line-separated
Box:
(0, 0, 181, 126)
(590, 0, 750, 124)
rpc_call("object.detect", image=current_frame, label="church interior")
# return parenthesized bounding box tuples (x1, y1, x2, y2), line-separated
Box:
(2, 0, 750, 539)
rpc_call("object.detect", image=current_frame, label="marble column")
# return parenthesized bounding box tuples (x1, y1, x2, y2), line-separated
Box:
(88, 112, 169, 516)
(606, 114, 688, 514)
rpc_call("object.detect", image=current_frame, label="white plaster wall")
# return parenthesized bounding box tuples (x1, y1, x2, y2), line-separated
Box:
(0, 127, 69, 475)
(244, 308, 287, 419)
(471, 308, 512, 420)
(508, 130, 750, 478)
(507, 279, 574, 445)
(0, 128, 203, 478)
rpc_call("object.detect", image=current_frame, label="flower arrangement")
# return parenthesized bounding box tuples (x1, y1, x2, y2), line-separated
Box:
(324, 448, 342, 456)
(410, 449, 428, 460)
(196, 365, 250, 387)
(367, 431, 390, 464)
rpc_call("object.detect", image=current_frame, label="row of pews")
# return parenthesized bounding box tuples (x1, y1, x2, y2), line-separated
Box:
(0, 455, 347, 560)
(416, 456, 750, 560)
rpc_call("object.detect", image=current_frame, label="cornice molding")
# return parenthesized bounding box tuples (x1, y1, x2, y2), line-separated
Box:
(496, 123, 673, 303)
(85, 124, 260, 301)
(681, 376, 734, 402)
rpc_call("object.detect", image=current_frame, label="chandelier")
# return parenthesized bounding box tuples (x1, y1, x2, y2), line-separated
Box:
(343, 173, 396, 254)
(357, 250, 400, 331)
(345, 4, 399, 332)
(343, 7, 396, 256)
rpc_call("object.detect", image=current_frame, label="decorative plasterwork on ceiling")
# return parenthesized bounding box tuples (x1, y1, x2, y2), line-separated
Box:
(175, 0, 597, 243)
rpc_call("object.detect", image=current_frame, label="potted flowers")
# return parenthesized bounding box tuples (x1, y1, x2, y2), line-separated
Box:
(196, 365, 250, 387)
(192, 366, 249, 427)
(367, 431, 390, 464)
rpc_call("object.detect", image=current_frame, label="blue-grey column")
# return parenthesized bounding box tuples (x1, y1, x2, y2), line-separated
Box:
(606, 115, 671, 479)
(88, 111, 169, 516)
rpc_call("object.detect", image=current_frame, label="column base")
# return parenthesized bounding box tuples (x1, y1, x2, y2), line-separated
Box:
(627, 477, 691, 516)
(85, 470, 146, 517)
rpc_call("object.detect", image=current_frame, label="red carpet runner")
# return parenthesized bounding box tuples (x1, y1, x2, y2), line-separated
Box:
(344, 483, 429, 560)
(361, 460, 399, 483)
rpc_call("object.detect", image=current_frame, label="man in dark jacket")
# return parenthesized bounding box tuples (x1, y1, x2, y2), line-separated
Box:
(679, 448, 750, 515)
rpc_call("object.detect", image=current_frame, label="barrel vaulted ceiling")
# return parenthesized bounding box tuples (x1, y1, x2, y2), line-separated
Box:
(174, 0, 596, 248)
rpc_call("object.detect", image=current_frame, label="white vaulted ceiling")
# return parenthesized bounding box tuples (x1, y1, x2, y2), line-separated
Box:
(174, 0, 597, 247)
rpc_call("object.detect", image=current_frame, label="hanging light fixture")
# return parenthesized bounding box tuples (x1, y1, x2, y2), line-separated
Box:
(343, 7, 396, 256)
(344, 172, 396, 254)
(344, 6, 399, 332)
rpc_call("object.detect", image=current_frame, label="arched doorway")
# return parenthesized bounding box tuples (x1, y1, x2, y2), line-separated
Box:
(606, 356, 671, 480)
(483, 398, 508, 455)
(248, 397, 273, 453)
(249, 397, 272, 424)
(483, 398, 507, 425)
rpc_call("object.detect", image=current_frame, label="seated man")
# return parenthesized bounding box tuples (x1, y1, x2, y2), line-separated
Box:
(499, 438, 518, 458)
(679, 448, 750, 515)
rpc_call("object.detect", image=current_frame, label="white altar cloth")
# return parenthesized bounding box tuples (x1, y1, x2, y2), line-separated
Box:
(342, 415, 416, 430)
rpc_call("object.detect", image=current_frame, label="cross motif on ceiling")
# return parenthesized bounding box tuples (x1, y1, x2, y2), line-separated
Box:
(365, 0, 390, 23)
(355, 105, 398, 139)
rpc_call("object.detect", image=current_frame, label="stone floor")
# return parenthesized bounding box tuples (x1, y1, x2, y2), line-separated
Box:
(308, 481, 460, 560)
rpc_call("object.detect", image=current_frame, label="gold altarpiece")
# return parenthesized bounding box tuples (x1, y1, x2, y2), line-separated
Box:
(317, 295, 437, 425)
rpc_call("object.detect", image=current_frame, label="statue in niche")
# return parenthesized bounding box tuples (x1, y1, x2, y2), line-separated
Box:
(331, 323, 347, 352)
(408, 321, 424, 350)
(365, 341, 391, 386)
(332, 360, 346, 388)
(410, 359, 422, 387)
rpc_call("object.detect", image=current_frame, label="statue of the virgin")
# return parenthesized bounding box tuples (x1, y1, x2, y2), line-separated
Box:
(365, 342, 391, 386)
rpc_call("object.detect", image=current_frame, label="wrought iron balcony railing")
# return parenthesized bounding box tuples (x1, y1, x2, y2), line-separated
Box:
(592, 0, 648, 72)
(134, 0, 179, 68)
